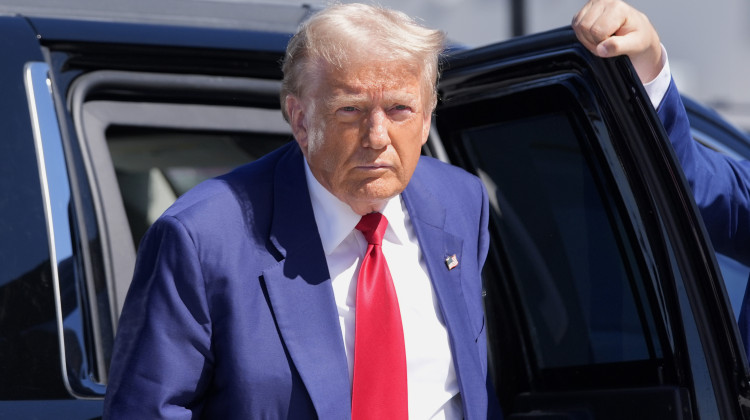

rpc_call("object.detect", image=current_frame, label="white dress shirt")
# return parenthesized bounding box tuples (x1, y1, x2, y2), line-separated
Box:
(643, 45, 671, 108)
(304, 162, 462, 419)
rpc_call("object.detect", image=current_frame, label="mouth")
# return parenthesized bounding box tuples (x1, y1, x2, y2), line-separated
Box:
(356, 162, 393, 171)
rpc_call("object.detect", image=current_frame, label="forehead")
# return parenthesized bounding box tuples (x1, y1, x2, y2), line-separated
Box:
(312, 59, 423, 98)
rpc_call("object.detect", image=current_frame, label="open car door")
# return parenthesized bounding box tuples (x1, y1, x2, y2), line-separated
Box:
(433, 27, 750, 420)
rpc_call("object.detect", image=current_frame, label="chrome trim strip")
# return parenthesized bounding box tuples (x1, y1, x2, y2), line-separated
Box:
(25, 61, 75, 397)
(25, 61, 105, 399)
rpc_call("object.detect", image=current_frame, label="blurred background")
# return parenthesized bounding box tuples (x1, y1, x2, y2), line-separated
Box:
(3, 0, 747, 131)
(367, 0, 750, 131)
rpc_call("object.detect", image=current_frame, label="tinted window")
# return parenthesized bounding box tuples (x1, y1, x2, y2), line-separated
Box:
(438, 81, 671, 391)
(465, 112, 661, 368)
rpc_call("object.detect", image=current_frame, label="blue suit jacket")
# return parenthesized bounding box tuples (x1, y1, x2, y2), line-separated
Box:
(659, 80, 750, 263)
(658, 78, 750, 357)
(103, 142, 499, 419)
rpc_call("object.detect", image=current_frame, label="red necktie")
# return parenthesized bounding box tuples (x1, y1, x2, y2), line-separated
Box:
(351, 212, 408, 419)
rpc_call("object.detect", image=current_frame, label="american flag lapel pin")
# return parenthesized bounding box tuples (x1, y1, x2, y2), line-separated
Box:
(445, 254, 458, 270)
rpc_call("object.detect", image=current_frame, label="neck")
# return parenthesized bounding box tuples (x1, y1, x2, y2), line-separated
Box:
(347, 200, 387, 216)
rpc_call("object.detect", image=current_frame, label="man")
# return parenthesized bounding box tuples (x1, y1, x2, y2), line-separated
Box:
(104, 0, 679, 418)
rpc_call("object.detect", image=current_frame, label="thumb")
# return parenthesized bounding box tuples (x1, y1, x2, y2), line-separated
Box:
(595, 41, 611, 58)
(596, 34, 636, 58)
(597, 33, 663, 83)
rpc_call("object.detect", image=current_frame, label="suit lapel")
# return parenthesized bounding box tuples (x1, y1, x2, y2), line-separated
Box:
(402, 167, 483, 401)
(262, 145, 351, 418)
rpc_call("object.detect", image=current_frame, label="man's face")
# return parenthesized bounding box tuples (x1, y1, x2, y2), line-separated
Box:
(286, 60, 432, 215)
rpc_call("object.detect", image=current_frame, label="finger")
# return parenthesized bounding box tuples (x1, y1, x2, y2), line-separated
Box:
(596, 17, 662, 84)
(598, 8, 654, 56)
(573, 2, 614, 54)
(571, 1, 592, 28)
(574, 1, 631, 57)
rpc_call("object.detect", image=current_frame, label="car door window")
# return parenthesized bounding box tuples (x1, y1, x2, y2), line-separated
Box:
(464, 110, 662, 370)
(446, 84, 668, 387)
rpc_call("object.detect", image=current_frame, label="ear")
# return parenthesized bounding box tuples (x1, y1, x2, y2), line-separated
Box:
(420, 111, 432, 146)
(286, 95, 309, 151)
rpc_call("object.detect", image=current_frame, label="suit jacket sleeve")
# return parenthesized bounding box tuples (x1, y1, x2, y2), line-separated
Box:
(104, 215, 213, 418)
(658, 78, 750, 265)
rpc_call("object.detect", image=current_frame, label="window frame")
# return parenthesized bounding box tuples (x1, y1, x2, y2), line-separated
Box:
(68, 70, 289, 319)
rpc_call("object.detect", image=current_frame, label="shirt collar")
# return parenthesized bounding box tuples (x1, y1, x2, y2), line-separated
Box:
(303, 159, 409, 255)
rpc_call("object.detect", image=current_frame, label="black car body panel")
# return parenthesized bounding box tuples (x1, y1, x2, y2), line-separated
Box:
(0, 14, 67, 401)
(30, 16, 293, 51)
(0, 8, 749, 419)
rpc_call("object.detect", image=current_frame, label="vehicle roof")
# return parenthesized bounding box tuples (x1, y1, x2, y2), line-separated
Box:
(0, 0, 313, 34)
(0, 0, 314, 52)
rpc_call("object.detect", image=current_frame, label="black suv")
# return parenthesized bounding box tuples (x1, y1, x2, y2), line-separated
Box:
(2, 3, 750, 419)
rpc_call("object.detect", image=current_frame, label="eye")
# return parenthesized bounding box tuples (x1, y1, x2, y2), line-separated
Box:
(335, 105, 361, 122)
(388, 104, 414, 121)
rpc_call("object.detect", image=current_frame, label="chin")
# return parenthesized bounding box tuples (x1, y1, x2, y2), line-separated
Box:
(343, 189, 399, 213)
(361, 184, 404, 202)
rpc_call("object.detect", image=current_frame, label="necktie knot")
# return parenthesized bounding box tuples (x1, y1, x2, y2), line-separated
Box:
(356, 212, 387, 246)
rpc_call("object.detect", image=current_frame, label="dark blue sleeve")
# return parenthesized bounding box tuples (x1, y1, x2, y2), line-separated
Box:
(104, 216, 213, 419)
(658, 79, 750, 266)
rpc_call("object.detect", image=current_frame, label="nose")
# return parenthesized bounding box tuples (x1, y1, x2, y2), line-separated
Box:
(362, 109, 390, 149)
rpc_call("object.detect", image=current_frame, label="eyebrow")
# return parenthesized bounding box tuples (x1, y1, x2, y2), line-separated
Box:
(323, 91, 418, 110)
(325, 93, 368, 109)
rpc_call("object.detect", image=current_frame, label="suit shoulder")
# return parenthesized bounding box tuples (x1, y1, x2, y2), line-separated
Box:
(410, 156, 487, 222)
(415, 155, 484, 191)
(159, 142, 298, 234)
(416, 155, 482, 184)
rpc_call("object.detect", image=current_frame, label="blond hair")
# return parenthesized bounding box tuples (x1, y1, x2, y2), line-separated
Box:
(280, 3, 445, 121)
